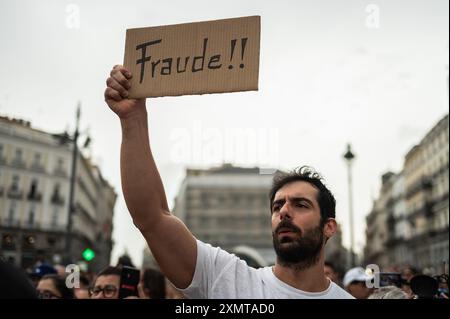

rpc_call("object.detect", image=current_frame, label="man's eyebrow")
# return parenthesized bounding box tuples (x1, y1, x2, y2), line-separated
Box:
(290, 197, 314, 206)
(272, 199, 285, 207)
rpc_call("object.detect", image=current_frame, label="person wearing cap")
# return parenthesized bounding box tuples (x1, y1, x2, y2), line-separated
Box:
(343, 267, 374, 299)
(29, 263, 58, 288)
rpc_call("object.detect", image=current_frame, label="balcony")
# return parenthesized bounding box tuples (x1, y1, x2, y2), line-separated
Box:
(406, 176, 434, 199)
(385, 197, 395, 208)
(27, 191, 42, 202)
(24, 219, 38, 229)
(1, 219, 21, 228)
(423, 201, 434, 217)
(7, 188, 23, 200)
(30, 163, 46, 173)
(407, 200, 435, 220)
(386, 213, 396, 232)
(0, 156, 6, 165)
(10, 159, 26, 169)
(53, 167, 67, 178)
(1, 219, 66, 232)
(386, 236, 404, 248)
(36, 222, 66, 232)
(51, 192, 65, 206)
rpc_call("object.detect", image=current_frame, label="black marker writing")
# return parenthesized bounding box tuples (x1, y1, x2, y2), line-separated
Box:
(240, 38, 247, 68)
(192, 38, 208, 72)
(134, 37, 249, 82)
(228, 39, 237, 70)
(136, 39, 162, 83)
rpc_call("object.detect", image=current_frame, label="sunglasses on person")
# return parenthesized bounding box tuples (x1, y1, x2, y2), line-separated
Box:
(89, 285, 118, 298)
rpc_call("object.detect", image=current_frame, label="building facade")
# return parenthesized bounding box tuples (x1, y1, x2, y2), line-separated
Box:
(172, 164, 275, 264)
(404, 114, 449, 273)
(364, 114, 449, 273)
(364, 172, 395, 269)
(0, 116, 116, 272)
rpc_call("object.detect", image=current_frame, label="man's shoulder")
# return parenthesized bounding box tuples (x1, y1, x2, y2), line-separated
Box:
(329, 282, 355, 299)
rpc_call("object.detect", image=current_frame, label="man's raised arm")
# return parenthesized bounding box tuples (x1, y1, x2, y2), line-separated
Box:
(104, 65, 197, 289)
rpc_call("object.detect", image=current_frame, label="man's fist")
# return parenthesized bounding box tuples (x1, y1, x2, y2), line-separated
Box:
(104, 65, 146, 119)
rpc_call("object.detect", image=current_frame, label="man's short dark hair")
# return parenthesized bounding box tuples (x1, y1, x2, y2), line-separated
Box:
(79, 274, 90, 287)
(41, 274, 74, 299)
(97, 266, 122, 277)
(269, 166, 336, 225)
(324, 261, 336, 271)
(94, 266, 121, 285)
(142, 268, 166, 299)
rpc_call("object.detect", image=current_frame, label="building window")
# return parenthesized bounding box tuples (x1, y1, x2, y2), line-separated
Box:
(0, 170, 3, 196)
(8, 175, 23, 200)
(27, 179, 41, 201)
(54, 157, 66, 176)
(200, 193, 210, 208)
(217, 195, 226, 205)
(11, 175, 19, 192)
(0, 144, 5, 163)
(51, 183, 64, 206)
(445, 209, 449, 227)
(231, 194, 241, 206)
(51, 207, 59, 227)
(14, 148, 23, 164)
(33, 152, 41, 165)
(28, 204, 36, 227)
(31, 152, 44, 172)
(7, 201, 17, 225)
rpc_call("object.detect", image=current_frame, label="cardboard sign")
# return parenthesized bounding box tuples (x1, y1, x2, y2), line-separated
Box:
(123, 16, 260, 98)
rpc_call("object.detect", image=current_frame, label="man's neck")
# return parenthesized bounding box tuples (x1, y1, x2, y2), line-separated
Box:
(272, 254, 330, 293)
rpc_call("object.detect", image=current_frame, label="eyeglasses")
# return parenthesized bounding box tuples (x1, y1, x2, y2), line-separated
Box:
(37, 289, 62, 299)
(89, 285, 118, 298)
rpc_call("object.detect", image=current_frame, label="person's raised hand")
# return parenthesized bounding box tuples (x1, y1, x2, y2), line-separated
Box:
(104, 65, 146, 119)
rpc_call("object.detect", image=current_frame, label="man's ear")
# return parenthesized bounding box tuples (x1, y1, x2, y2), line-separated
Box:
(324, 218, 337, 239)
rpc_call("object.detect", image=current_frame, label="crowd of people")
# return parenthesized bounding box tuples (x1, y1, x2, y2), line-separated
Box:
(0, 255, 185, 299)
(0, 254, 447, 299)
(325, 262, 448, 299)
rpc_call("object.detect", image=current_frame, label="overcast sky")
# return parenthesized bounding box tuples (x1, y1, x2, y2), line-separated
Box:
(0, 0, 448, 268)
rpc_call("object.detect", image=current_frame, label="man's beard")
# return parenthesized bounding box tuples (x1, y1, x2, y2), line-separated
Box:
(272, 218, 324, 270)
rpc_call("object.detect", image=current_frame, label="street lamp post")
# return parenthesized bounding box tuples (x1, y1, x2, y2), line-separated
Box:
(64, 103, 81, 265)
(343, 143, 356, 268)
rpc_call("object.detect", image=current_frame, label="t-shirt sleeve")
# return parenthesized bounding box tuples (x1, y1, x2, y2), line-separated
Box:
(178, 239, 240, 298)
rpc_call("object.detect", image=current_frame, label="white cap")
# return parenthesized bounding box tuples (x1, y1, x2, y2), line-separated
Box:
(343, 267, 373, 287)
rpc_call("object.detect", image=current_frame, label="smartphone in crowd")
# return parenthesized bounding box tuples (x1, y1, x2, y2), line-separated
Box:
(118, 266, 141, 299)
(379, 272, 403, 288)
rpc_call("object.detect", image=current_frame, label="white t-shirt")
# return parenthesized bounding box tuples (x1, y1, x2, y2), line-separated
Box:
(179, 240, 354, 299)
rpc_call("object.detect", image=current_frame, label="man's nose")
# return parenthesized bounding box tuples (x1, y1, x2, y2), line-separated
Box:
(279, 201, 291, 220)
